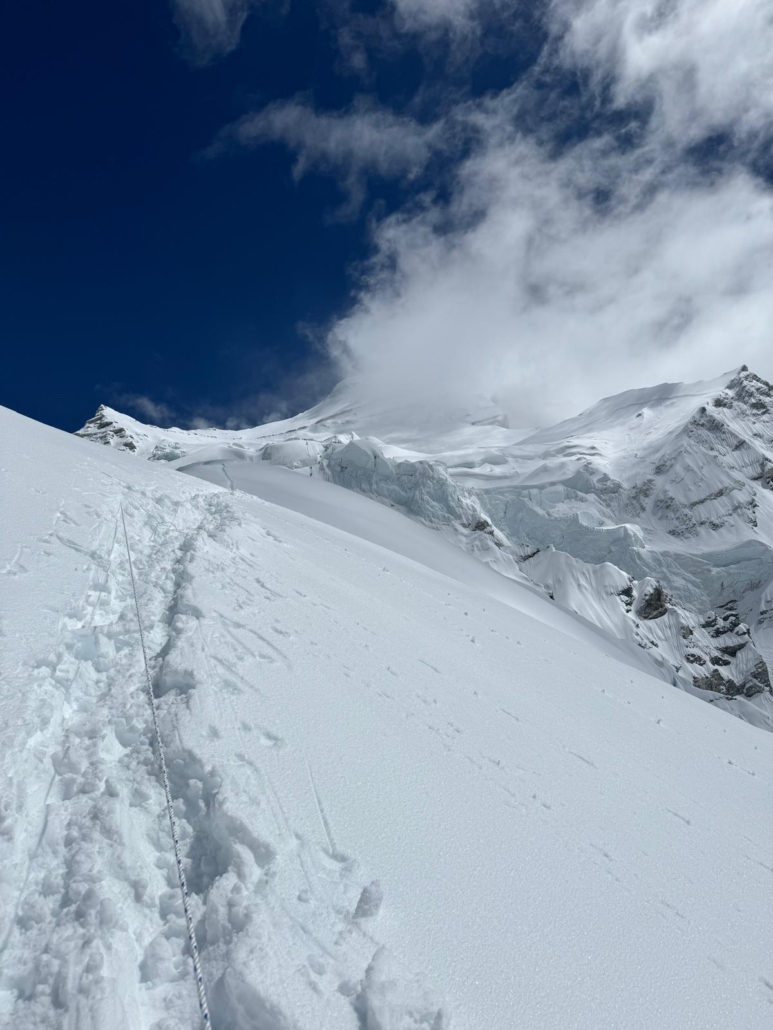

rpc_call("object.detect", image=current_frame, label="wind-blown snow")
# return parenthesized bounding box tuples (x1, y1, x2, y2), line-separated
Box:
(4, 403, 773, 1028)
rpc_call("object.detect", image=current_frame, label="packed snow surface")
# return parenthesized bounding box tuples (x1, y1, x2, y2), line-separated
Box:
(4, 404, 773, 1029)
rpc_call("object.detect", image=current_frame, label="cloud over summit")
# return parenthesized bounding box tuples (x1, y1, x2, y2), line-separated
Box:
(194, 0, 773, 424)
(321, 0, 773, 423)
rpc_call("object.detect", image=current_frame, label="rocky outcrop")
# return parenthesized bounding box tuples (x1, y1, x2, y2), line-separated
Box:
(76, 406, 138, 452)
(636, 583, 669, 621)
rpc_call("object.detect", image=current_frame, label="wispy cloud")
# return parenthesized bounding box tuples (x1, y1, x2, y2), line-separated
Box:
(114, 393, 178, 425)
(321, 0, 773, 422)
(332, 136, 773, 423)
(182, 0, 773, 423)
(213, 98, 445, 214)
(171, 0, 266, 65)
(555, 0, 773, 150)
(390, 0, 479, 33)
(108, 351, 339, 430)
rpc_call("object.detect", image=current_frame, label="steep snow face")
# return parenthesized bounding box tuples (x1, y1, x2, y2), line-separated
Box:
(472, 368, 773, 708)
(6, 404, 773, 1029)
(77, 368, 773, 721)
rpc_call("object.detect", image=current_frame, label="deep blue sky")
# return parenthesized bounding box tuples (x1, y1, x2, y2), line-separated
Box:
(5, 1, 769, 432)
(0, 0, 420, 430)
(2, 0, 553, 432)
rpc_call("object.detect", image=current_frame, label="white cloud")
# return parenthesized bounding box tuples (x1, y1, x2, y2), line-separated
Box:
(330, 125, 773, 424)
(555, 0, 773, 147)
(172, 0, 261, 64)
(323, 0, 773, 423)
(115, 394, 177, 425)
(389, 0, 479, 33)
(217, 99, 443, 212)
(192, 0, 773, 422)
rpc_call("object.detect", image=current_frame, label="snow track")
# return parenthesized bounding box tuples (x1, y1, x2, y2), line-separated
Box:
(120, 502, 211, 1027)
(1, 458, 446, 1029)
(1, 491, 219, 1028)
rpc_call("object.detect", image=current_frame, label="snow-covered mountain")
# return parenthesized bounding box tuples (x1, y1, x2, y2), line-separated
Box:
(5, 393, 773, 1029)
(78, 367, 773, 729)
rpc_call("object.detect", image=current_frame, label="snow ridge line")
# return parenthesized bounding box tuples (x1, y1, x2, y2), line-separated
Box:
(119, 503, 212, 1028)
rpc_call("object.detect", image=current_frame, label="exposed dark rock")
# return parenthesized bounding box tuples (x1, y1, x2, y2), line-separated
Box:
(695, 657, 769, 698)
(747, 661, 772, 695)
(687, 483, 740, 509)
(468, 516, 505, 547)
(719, 640, 748, 658)
(726, 368, 773, 414)
(684, 653, 705, 665)
(710, 654, 732, 667)
(637, 584, 669, 620)
(694, 669, 737, 694)
(76, 405, 139, 452)
(621, 479, 655, 518)
(710, 610, 740, 636)
(751, 461, 773, 488)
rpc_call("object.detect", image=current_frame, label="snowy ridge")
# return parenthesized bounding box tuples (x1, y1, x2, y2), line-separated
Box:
(78, 367, 773, 727)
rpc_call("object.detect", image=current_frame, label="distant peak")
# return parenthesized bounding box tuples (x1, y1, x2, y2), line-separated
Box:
(75, 405, 142, 452)
(711, 367, 773, 413)
(726, 365, 771, 389)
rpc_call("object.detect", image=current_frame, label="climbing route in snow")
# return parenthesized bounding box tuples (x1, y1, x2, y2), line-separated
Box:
(120, 503, 211, 1027)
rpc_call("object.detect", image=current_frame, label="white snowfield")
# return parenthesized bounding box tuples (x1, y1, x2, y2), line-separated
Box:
(3, 403, 773, 1030)
(77, 368, 773, 726)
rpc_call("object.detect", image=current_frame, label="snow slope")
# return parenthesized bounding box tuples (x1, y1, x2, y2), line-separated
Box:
(78, 367, 773, 724)
(4, 404, 773, 1029)
(186, 460, 654, 676)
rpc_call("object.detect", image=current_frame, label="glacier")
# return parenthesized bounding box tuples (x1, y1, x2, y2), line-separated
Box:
(78, 367, 773, 728)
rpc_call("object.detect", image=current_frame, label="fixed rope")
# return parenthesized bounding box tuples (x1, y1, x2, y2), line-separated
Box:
(120, 504, 212, 1027)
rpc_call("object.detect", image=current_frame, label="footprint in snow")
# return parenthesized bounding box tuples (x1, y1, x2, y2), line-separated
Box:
(258, 727, 284, 748)
(1, 546, 28, 576)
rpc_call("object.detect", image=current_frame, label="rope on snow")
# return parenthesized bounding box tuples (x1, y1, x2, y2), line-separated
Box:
(120, 503, 212, 1027)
